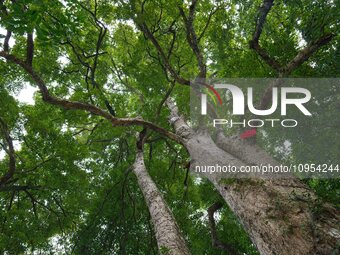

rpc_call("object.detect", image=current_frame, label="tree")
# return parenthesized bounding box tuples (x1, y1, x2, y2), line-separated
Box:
(0, 0, 338, 254)
(133, 131, 190, 255)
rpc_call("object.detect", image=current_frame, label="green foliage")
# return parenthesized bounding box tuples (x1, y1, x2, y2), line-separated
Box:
(0, 0, 338, 254)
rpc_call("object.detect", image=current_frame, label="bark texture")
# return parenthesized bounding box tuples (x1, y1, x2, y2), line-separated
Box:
(133, 150, 190, 255)
(167, 99, 340, 255)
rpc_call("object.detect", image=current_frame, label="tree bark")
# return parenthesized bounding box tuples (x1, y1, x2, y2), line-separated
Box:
(132, 149, 190, 255)
(167, 99, 339, 255)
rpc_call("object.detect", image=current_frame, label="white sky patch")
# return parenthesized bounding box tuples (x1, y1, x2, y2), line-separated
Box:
(61, 123, 69, 133)
(0, 149, 5, 160)
(192, 208, 222, 225)
(15, 83, 38, 105)
(274, 140, 292, 159)
(0, 140, 21, 161)
(283, 140, 292, 154)
(13, 140, 21, 151)
(296, 29, 307, 48)
(32, 235, 72, 254)
(1, 82, 35, 160)
(110, 19, 138, 33)
(214, 211, 222, 222)
(59, 0, 68, 7)
(0, 84, 34, 161)
(193, 176, 202, 185)
(260, 129, 268, 138)
(309, 61, 317, 68)
(57, 55, 70, 67)
(0, 26, 37, 104)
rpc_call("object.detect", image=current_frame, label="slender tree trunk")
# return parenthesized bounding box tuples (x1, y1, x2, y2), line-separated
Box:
(167, 99, 339, 255)
(133, 149, 190, 255)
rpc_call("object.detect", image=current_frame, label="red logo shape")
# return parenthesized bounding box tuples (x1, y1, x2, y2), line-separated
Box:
(240, 129, 257, 139)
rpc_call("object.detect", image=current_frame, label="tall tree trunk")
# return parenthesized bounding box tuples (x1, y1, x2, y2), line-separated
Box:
(167, 99, 339, 255)
(133, 149, 190, 255)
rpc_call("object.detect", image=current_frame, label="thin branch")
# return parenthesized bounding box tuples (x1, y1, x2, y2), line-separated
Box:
(249, 41, 282, 72)
(110, 59, 145, 103)
(70, 2, 116, 117)
(207, 202, 239, 254)
(166, 19, 177, 60)
(250, 0, 335, 110)
(24, 190, 38, 217)
(155, 81, 175, 119)
(26, 33, 34, 66)
(0, 2, 12, 53)
(136, 19, 190, 85)
(4, 30, 11, 52)
(252, 0, 274, 43)
(249, 0, 282, 72)
(22, 157, 53, 174)
(52, 195, 67, 217)
(0, 185, 43, 192)
(0, 118, 16, 186)
(178, 0, 206, 78)
(7, 190, 15, 211)
(258, 35, 334, 109)
(282, 33, 334, 75)
(197, 7, 221, 43)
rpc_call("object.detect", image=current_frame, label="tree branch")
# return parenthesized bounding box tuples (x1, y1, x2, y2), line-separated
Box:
(0, 185, 43, 192)
(26, 33, 34, 66)
(0, 1, 12, 53)
(135, 11, 190, 85)
(207, 201, 239, 254)
(178, 0, 207, 78)
(110, 59, 145, 103)
(282, 33, 334, 75)
(249, 0, 281, 72)
(197, 7, 221, 43)
(258, 33, 334, 110)
(0, 51, 184, 145)
(4, 30, 11, 52)
(166, 98, 193, 140)
(140, 22, 190, 85)
(0, 118, 16, 186)
(249, 41, 282, 72)
(250, 0, 335, 110)
(155, 81, 175, 119)
(252, 0, 274, 43)
(68, 3, 116, 117)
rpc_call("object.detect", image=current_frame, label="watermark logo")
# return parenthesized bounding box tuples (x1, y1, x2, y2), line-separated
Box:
(201, 84, 312, 116)
(189, 78, 339, 179)
(191, 79, 314, 130)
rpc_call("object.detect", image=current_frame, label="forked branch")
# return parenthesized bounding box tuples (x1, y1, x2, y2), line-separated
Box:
(251, 0, 335, 109)
(137, 21, 190, 85)
(251, 0, 334, 76)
